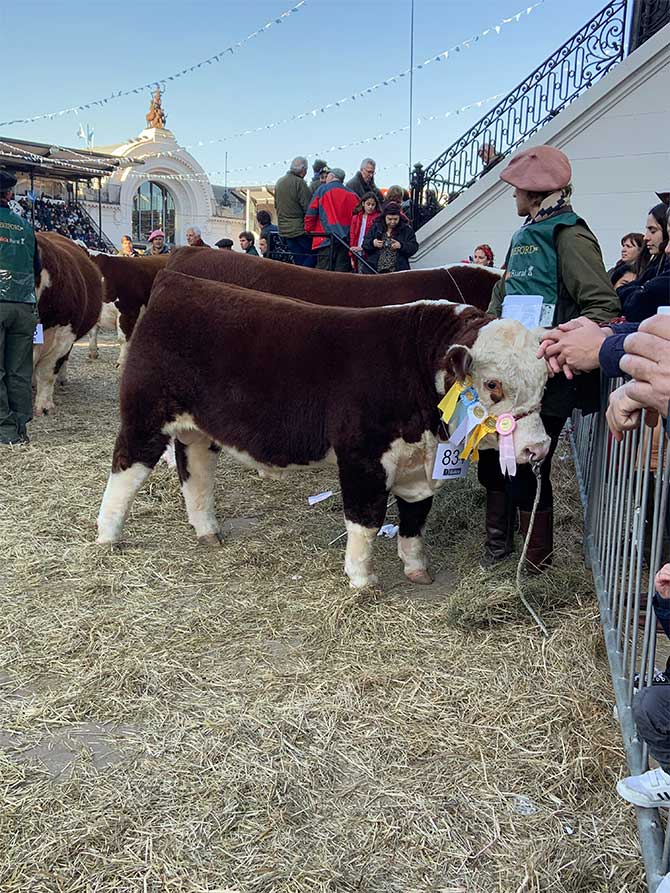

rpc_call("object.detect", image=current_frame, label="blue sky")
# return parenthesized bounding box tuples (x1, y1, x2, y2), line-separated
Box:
(2, 0, 610, 187)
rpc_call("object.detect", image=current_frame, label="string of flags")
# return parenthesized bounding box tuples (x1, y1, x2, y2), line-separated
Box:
(1, 1, 542, 136)
(183, 2, 544, 152)
(114, 89, 507, 181)
(0, 0, 309, 128)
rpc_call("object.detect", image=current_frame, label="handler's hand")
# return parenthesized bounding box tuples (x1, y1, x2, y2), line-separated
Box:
(373, 239, 384, 249)
(655, 563, 670, 600)
(619, 314, 670, 418)
(537, 317, 609, 380)
(606, 383, 650, 441)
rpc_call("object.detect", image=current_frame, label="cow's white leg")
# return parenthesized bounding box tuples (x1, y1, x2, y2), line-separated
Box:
(96, 463, 152, 543)
(116, 334, 128, 369)
(56, 354, 69, 387)
(33, 325, 75, 415)
(175, 436, 221, 544)
(396, 495, 433, 585)
(88, 325, 99, 359)
(344, 521, 379, 588)
(397, 536, 431, 584)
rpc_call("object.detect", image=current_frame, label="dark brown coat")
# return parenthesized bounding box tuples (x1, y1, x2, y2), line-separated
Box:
(168, 246, 499, 311)
(36, 232, 102, 338)
(91, 253, 168, 341)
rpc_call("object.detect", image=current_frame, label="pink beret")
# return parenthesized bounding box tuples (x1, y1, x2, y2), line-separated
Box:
(148, 229, 165, 241)
(499, 146, 572, 192)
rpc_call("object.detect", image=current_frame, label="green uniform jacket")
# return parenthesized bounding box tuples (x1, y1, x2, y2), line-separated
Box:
(488, 220, 621, 417)
(274, 171, 312, 239)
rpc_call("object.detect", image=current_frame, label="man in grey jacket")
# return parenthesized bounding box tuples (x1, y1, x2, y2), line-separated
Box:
(274, 157, 315, 267)
(346, 157, 383, 202)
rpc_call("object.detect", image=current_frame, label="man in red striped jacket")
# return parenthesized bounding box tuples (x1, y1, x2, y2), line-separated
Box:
(304, 168, 359, 272)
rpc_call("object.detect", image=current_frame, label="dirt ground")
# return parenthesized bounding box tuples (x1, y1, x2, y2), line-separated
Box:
(0, 341, 647, 892)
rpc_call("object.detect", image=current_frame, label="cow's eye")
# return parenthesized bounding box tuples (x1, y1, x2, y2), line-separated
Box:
(484, 380, 504, 403)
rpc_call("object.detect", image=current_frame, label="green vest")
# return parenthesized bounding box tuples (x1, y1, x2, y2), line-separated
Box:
(503, 211, 578, 327)
(0, 206, 37, 304)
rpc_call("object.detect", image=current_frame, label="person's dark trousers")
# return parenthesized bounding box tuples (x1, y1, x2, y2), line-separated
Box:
(477, 413, 567, 571)
(633, 685, 670, 773)
(0, 302, 36, 444)
(284, 235, 316, 268)
(316, 241, 350, 272)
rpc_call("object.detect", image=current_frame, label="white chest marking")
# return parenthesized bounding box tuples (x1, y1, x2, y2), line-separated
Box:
(381, 432, 445, 502)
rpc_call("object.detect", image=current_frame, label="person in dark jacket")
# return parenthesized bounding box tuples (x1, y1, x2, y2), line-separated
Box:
(239, 231, 259, 256)
(608, 231, 644, 287)
(304, 169, 358, 271)
(274, 157, 315, 267)
(0, 171, 40, 445)
(309, 159, 329, 195)
(618, 203, 669, 322)
(346, 158, 383, 202)
(483, 145, 620, 573)
(362, 202, 418, 273)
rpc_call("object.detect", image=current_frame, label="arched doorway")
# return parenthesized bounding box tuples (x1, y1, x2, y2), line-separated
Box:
(132, 180, 175, 243)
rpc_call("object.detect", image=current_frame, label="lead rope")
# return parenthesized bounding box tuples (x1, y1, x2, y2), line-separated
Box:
(444, 266, 467, 304)
(514, 459, 550, 637)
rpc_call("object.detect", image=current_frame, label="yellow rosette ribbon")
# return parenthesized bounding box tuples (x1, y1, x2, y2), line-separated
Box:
(437, 375, 472, 424)
(461, 412, 498, 462)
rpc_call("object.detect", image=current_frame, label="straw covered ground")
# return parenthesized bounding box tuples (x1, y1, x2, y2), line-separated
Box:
(0, 342, 646, 892)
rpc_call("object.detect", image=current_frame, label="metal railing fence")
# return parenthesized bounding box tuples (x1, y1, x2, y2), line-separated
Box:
(571, 381, 670, 891)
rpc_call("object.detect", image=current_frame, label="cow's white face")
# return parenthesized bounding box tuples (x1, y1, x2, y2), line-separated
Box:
(445, 319, 550, 463)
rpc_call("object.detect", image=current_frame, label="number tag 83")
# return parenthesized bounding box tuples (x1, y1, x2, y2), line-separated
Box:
(432, 442, 469, 480)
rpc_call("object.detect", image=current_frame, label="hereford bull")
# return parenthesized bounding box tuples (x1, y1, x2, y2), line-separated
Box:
(168, 246, 501, 311)
(90, 249, 501, 358)
(34, 233, 102, 415)
(90, 253, 168, 365)
(96, 270, 549, 589)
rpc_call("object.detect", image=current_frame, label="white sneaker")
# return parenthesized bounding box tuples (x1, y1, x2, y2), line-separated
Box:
(617, 766, 670, 807)
(657, 875, 670, 893)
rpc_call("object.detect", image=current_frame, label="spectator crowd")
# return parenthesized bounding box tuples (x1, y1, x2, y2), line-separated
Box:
(16, 196, 105, 249)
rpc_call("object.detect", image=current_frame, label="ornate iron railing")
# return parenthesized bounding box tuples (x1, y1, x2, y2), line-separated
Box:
(410, 0, 629, 230)
(628, 0, 670, 52)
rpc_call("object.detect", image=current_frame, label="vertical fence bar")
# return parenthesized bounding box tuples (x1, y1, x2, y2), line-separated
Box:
(570, 404, 666, 891)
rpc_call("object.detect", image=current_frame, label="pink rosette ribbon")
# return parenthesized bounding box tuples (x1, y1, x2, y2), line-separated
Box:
(496, 413, 517, 477)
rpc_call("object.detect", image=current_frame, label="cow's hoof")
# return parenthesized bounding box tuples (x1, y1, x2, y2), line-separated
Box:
(349, 573, 379, 589)
(198, 533, 223, 547)
(406, 569, 433, 585)
(88, 351, 99, 361)
(95, 536, 120, 546)
(34, 405, 54, 417)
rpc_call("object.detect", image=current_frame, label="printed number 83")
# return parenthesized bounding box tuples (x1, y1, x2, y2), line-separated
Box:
(442, 448, 461, 467)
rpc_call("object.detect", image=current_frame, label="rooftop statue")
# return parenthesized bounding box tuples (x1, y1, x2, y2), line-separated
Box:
(146, 87, 167, 130)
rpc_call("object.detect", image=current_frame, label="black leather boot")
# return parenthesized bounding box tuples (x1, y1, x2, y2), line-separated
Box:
(481, 490, 515, 568)
(518, 509, 553, 574)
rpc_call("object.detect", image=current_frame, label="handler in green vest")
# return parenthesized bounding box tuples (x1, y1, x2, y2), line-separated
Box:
(0, 171, 40, 445)
(481, 146, 620, 572)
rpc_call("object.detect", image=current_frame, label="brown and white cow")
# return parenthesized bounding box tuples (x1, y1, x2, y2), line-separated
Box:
(97, 270, 549, 588)
(90, 253, 169, 366)
(90, 248, 501, 356)
(34, 233, 103, 415)
(168, 246, 500, 311)
(87, 301, 123, 361)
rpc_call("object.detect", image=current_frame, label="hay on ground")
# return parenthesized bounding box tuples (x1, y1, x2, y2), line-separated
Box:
(0, 343, 644, 892)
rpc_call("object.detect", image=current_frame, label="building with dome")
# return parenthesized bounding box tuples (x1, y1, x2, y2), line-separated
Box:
(1, 90, 275, 251)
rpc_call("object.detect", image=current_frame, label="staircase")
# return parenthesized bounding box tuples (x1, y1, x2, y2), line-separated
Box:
(75, 201, 116, 253)
(410, 0, 670, 230)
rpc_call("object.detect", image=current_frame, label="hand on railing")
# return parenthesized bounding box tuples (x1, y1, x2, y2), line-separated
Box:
(537, 316, 611, 379)
(619, 315, 670, 419)
(606, 384, 655, 441)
